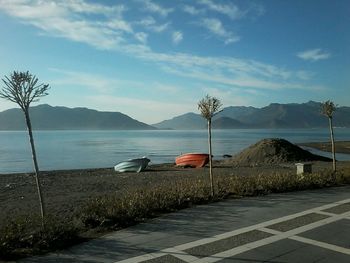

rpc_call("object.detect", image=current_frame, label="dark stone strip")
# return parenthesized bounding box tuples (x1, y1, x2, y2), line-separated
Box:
(323, 203, 350, 214)
(142, 254, 187, 263)
(266, 213, 330, 232)
(184, 230, 272, 258)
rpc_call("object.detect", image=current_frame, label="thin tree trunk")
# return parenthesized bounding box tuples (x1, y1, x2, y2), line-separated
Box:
(24, 110, 45, 224)
(329, 117, 336, 172)
(208, 119, 214, 197)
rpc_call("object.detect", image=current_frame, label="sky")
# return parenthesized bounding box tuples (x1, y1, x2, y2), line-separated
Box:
(0, 0, 349, 124)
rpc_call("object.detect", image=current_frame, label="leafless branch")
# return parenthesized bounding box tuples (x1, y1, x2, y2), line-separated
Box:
(321, 100, 336, 119)
(0, 71, 50, 111)
(198, 94, 223, 120)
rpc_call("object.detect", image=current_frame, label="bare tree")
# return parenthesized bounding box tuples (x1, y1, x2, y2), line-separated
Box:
(198, 95, 222, 196)
(0, 71, 50, 223)
(321, 100, 336, 172)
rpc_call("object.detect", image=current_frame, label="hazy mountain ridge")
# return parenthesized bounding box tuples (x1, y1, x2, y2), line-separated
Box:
(153, 112, 206, 130)
(153, 101, 350, 129)
(1, 102, 349, 130)
(0, 104, 155, 130)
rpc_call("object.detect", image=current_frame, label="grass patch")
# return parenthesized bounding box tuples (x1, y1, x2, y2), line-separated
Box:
(1, 167, 349, 260)
(79, 178, 212, 229)
(0, 214, 80, 260)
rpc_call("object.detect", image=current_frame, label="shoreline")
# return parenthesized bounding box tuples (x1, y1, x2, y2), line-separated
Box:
(298, 141, 350, 154)
(2, 140, 350, 175)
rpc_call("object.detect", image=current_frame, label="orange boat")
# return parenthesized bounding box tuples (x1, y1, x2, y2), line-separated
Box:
(175, 153, 209, 168)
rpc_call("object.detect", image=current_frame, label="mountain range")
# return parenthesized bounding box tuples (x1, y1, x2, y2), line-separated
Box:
(153, 101, 350, 129)
(0, 101, 349, 130)
(0, 104, 154, 130)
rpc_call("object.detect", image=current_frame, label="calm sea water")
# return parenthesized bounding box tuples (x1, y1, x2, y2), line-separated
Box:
(0, 128, 349, 174)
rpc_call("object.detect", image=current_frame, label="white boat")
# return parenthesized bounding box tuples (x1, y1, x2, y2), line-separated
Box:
(114, 157, 150, 173)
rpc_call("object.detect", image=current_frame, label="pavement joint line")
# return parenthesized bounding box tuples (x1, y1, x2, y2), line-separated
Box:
(192, 211, 350, 263)
(289, 235, 350, 255)
(113, 198, 350, 263)
(192, 235, 285, 263)
(163, 248, 201, 262)
(114, 252, 167, 263)
(315, 210, 337, 217)
(281, 210, 350, 237)
(261, 227, 350, 255)
(173, 198, 350, 251)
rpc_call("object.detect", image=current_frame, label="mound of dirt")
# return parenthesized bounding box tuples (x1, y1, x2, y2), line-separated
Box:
(226, 138, 331, 166)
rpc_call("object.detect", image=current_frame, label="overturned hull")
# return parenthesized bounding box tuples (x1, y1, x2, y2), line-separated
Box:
(175, 153, 209, 168)
(114, 157, 150, 173)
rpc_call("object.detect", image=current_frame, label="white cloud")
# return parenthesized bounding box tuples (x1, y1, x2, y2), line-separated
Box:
(202, 18, 226, 36)
(141, 0, 173, 17)
(200, 18, 240, 44)
(157, 54, 322, 92)
(0, 0, 130, 50)
(60, 0, 125, 15)
(135, 32, 148, 43)
(183, 5, 203, 15)
(224, 37, 240, 45)
(138, 16, 156, 27)
(149, 22, 170, 33)
(0, 0, 321, 96)
(172, 31, 183, 45)
(136, 16, 170, 33)
(106, 19, 133, 33)
(297, 48, 331, 61)
(198, 0, 244, 20)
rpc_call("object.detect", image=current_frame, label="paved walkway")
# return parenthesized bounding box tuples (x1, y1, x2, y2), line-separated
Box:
(22, 186, 350, 263)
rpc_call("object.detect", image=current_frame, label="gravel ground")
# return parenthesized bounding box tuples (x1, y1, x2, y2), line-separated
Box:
(1, 160, 349, 227)
(1, 162, 231, 225)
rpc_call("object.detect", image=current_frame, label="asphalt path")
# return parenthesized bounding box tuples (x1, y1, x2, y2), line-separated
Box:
(22, 185, 350, 263)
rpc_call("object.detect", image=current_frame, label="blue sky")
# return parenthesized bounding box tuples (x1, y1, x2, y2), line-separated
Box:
(0, 0, 349, 124)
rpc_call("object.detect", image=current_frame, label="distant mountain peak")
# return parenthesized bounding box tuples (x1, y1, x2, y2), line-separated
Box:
(153, 101, 350, 130)
(0, 104, 156, 130)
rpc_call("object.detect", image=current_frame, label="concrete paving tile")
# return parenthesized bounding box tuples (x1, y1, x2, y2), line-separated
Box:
(265, 213, 329, 232)
(145, 235, 199, 247)
(56, 233, 199, 263)
(184, 230, 272, 258)
(323, 202, 350, 214)
(20, 186, 350, 263)
(216, 239, 306, 262)
(299, 219, 350, 248)
(218, 239, 350, 263)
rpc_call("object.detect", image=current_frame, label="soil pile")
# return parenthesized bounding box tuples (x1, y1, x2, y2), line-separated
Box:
(226, 138, 331, 166)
